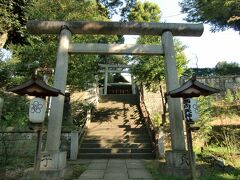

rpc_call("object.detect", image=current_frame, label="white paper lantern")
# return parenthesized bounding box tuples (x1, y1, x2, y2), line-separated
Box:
(189, 98, 199, 121)
(29, 97, 46, 123)
(184, 98, 199, 122)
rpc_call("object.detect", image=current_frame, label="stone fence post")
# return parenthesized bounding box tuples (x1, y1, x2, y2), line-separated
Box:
(70, 131, 79, 160)
(158, 129, 165, 159)
(70, 109, 92, 160)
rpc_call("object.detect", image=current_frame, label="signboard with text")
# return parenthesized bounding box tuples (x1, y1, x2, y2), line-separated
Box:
(183, 98, 199, 123)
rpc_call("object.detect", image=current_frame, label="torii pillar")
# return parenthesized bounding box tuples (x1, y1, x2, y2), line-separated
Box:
(44, 27, 72, 175)
(104, 66, 108, 95)
(162, 31, 188, 171)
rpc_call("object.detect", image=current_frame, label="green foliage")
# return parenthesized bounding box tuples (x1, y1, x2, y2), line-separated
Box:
(215, 61, 240, 75)
(97, 0, 137, 21)
(0, 91, 28, 127)
(144, 155, 240, 180)
(184, 68, 216, 76)
(199, 139, 240, 170)
(152, 113, 161, 127)
(0, 0, 30, 45)
(132, 38, 187, 91)
(225, 89, 234, 103)
(235, 89, 240, 102)
(71, 101, 95, 127)
(128, 1, 160, 22)
(195, 96, 214, 145)
(0, 91, 29, 169)
(132, 54, 164, 91)
(180, 0, 240, 32)
(65, 164, 88, 180)
(220, 127, 240, 163)
(3, 0, 123, 90)
(128, 1, 187, 91)
(144, 160, 187, 180)
(27, 0, 106, 21)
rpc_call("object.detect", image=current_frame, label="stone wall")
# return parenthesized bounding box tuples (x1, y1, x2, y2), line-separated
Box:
(142, 75, 240, 117)
(197, 75, 240, 94)
(0, 130, 73, 161)
(142, 87, 165, 119)
(71, 83, 99, 106)
(0, 132, 37, 158)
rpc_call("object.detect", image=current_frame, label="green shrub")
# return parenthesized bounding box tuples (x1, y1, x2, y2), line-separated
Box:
(195, 96, 215, 146)
(225, 89, 234, 103)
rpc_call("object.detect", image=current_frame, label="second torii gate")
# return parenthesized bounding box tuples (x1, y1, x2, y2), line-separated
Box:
(98, 64, 135, 95)
(26, 20, 204, 175)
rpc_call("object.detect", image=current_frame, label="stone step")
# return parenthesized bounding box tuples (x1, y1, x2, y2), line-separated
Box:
(79, 148, 153, 153)
(82, 138, 150, 144)
(78, 153, 155, 159)
(88, 121, 144, 127)
(85, 132, 149, 138)
(86, 127, 148, 132)
(87, 125, 144, 130)
(86, 131, 148, 136)
(80, 142, 152, 148)
(84, 134, 149, 139)
(87, 126, 146, 131)
(91, 117, 142, 121)
(99, 94, 139, 104)
(86, 128, 147, 134)
(78, 94, 154, 159)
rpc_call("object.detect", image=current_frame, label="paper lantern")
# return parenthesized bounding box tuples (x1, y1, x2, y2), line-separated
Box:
(29, 97, 46, 123)
(183, 98, 199, 122)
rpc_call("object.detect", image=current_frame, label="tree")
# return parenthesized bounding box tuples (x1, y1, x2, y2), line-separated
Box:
(97, 0, 137, 21)
(129, 1, 187, 90)
(0, 0, 31, 47)
(180, 0, 240, 32)
(1, 0, 127, 90)
(215, 61, 240, 75)
(128, 1, 160, 22)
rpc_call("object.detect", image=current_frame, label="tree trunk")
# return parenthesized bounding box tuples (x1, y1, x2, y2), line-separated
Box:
(0, 32, 8, 48)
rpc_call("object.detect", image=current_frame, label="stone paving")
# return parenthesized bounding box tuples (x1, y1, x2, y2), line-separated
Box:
(78, 159, 153, 180)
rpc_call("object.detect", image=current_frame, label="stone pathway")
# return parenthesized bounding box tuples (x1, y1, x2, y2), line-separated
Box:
(78, 159, 153, 180)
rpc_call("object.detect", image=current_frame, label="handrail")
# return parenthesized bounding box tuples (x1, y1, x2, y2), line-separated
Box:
(78, 109, 91, 141)
(138, 88, 160, 158)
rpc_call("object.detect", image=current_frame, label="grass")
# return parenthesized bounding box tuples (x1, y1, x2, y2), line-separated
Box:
(65, 164, 88, 180)
(0, 156, 34, 179)
(144, 160, 188, 180)
(144, 152, 240, 180)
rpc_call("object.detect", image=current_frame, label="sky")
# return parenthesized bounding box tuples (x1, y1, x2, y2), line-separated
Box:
(1, 0, 239, 68)
(125, 0, 240, 68)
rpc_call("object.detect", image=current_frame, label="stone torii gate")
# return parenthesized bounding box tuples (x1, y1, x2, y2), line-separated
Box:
(98, 64, 135, 95)
(26, 21, 203, 175)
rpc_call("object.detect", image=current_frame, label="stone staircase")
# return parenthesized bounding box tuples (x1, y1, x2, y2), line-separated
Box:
(78, 94, 155, 159)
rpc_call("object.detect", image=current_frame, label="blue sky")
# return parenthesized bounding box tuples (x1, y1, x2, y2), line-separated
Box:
(125, 0, 240, 68)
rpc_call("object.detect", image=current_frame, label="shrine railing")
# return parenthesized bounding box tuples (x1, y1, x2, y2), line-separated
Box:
(138, 87, 161, 158)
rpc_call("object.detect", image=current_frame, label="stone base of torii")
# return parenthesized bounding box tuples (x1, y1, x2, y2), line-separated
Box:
(25, 20, 204, 178)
